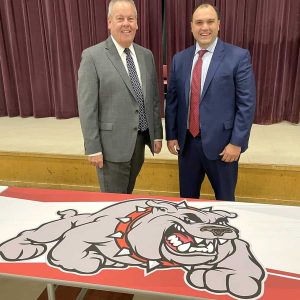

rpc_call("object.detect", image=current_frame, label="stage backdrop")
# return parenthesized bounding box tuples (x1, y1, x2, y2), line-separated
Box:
(0, 0, 299, 123)
(0, 0, 163, 118)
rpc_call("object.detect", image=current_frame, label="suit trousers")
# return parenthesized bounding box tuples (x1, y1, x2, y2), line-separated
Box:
(178, 131, 238, 201)
(96, 130, 150, 194)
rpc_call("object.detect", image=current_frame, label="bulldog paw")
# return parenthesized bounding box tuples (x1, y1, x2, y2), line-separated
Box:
(204, 269, 260, 299)
(186, 269, 206, 289)
(228, 274, 261, 299)
(0, 237, 46, 261)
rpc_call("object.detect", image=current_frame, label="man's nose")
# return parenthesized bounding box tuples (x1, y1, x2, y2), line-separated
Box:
(122, 18, 130, 26)
(201, 22, 209, 30)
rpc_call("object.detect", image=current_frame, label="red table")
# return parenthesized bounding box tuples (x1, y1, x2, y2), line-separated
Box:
(0, 186, 299, 300)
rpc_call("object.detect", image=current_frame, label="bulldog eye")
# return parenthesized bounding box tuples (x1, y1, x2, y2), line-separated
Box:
(158, 207, 167, 212)
(184, 213, 202, 223)
(183, 217, 196, 224)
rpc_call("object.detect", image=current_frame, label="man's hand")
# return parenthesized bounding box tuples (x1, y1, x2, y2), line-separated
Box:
(154, 141, 162, 154)
(167, 140, 180, 155)
(88, 154, 104, 168)
(219, 143, 241, 162)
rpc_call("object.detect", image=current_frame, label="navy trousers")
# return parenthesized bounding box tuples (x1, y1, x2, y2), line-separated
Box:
(178, 132, 238, 201)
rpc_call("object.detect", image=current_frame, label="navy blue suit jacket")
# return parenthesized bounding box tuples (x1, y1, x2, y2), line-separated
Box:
(165, 39, 256, 160)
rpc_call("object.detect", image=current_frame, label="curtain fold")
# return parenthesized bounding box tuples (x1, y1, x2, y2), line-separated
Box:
(1, 0, 298, 123)
(135, 0, 164, 115)
(251, 0, 300, 123)
(165, 0, 300, 124)
(0, 0, 163, 118)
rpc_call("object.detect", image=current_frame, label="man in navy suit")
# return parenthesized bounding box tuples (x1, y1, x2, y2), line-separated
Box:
(165, 3, 256, 201)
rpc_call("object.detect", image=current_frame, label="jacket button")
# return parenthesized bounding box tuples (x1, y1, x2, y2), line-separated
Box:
(134, 127, 138, 131)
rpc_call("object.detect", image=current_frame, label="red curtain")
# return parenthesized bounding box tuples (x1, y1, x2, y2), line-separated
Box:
(1, 0, 299, 123)
(135, 0, 164, 114)
(0, 0, 163, 118)
(165, 0, 300, 124)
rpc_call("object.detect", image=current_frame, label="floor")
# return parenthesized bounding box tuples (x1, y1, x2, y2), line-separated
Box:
(0, 116, 299, 165)
(0, 277, 180, 300)
(0, 277, 45, 300)
(0, 116, 299, 299)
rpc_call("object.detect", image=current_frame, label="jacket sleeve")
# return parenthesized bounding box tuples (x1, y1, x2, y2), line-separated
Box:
(165, 56, 179, 141)
(77, 50, 102, 155)
(230, 50, 256, 148)
(150, 52, 163, 140)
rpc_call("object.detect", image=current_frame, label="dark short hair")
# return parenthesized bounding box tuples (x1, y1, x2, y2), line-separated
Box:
(192, 3, 220, 20)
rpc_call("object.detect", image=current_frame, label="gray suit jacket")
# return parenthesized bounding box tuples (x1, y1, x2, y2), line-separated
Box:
(78, 36, 163, 162)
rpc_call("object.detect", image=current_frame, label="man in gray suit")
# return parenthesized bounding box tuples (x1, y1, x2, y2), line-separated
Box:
(78, 0, 163, 194)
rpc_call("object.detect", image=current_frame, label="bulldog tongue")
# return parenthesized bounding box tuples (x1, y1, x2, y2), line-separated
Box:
(176, 232, 193, 244)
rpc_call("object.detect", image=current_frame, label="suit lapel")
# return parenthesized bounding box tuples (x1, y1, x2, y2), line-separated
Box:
(201, 39, 225, 100)
(184, 46, 196, 106)
(105, 37, 136, 99)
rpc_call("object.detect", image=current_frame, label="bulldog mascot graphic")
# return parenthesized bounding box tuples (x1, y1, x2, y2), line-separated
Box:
(0, 199, 266, 299)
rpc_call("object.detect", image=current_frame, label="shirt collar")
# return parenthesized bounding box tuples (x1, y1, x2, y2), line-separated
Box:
(111, 35, 135, 57)
(194, 37, 218, 56)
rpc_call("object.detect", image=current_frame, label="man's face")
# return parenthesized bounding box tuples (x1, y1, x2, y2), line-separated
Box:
(191, 5, 220, 49)
(108, 2, 138, 48)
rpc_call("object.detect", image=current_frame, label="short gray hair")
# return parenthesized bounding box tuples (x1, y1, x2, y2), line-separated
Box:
(108, 0, 137, 18)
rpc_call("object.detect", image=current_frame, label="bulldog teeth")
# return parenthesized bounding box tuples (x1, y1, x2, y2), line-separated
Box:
(178, 242, 191, 252)
(168, 235, 182, 247)
(189, 246, 207, 253)
(173, 224, 186, 233)
(173, 240, 182, 246)
(195, 237, 204, 244)
(207, 242, 214, 253)
(167, 235, 176, 241)
(188, 240, 215, 254)
(168, 235, 176, 240)
(218, 239, 227, 245)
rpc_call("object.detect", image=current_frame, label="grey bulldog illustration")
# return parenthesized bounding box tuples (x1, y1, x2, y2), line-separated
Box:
(0, 199, 266, 299)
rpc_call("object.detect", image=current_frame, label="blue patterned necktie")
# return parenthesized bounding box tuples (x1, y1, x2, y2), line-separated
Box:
(124, 48, 148, 132)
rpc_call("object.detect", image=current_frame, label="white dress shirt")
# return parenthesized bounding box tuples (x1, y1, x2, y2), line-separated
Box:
(187, 38, 218, 128)
(111, 35, 142, 85)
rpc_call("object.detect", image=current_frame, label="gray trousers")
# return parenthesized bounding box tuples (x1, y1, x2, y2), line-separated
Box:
(96, 131, 150, 194)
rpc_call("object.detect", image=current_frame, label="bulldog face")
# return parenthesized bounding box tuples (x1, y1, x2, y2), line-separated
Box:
(126, 201, 238, 267)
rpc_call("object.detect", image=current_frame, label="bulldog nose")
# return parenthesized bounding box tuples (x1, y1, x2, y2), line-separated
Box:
(200, 226, 233, 236)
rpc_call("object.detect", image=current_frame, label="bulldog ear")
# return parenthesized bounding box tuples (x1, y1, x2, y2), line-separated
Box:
(176, 201, 188, 209)
(201, 207, 212, 212)
(214, 210, 237, 219)
(145, 200, 173, 209)
(145, 200, 161, 207)
(228, 212, 238, 218)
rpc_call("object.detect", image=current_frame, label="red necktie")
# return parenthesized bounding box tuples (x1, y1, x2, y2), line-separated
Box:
(189, 49, 207, 137)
